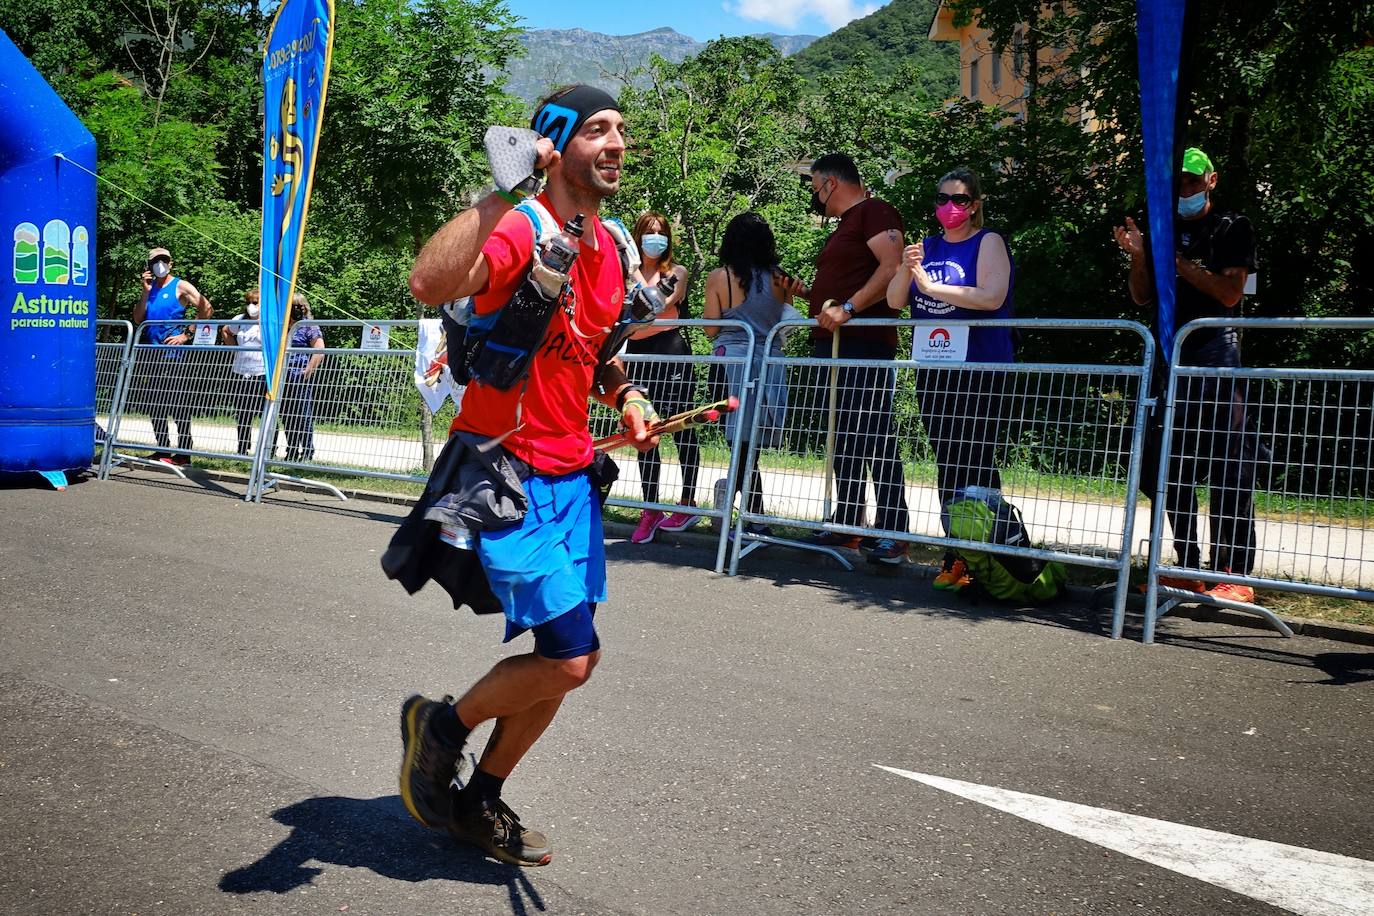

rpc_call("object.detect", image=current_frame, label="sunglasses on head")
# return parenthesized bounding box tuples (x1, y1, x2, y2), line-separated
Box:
(935, 193, 974, 207)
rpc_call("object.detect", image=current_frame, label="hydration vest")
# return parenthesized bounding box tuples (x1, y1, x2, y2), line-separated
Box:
(441, 200, 641, 389)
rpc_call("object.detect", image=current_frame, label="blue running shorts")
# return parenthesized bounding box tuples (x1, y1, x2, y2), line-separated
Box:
(478, 467, 606, 655)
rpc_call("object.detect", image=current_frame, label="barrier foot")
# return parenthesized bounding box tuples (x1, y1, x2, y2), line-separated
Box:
(740, 534, 854, 571)
(262, 471, 348, 502)
(37, 470, 68, 490)
(112, 452, 188, 479)
(1152, 587, 1294, 639)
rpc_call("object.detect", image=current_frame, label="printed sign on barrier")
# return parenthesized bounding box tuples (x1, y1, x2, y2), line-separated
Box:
(912, 325, 968, 363)
(360, 323, 389, 350)
(193, 323, 217, 347)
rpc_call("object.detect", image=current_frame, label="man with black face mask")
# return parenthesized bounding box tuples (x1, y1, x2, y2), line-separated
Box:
(791, 153, 909, 564)
(1114, 147, 1260, 604)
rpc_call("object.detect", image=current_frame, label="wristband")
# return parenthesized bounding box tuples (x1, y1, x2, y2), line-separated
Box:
(615, 385, 647, 411)
(622, 394, 658, 425)
(493, 188, 521, 206)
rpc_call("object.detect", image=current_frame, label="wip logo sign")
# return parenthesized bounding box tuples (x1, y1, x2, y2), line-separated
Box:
(12, 220, 90, 287)
(927, 327, 952, 348)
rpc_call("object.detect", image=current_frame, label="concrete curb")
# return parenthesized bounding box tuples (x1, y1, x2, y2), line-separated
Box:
(168, 465, 1374, 649)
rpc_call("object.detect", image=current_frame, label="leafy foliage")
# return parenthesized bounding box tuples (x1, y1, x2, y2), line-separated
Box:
(790, 0, 959, 98)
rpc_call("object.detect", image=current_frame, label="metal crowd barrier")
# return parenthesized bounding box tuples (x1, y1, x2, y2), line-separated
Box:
(587, 319, 756, 574)
(1143, 318, 1374, 643)
(730, 318, 1155, 635)
(248, 320, 436, 502)
(102, 319, 276, 489)
(94, 319, 134, 474)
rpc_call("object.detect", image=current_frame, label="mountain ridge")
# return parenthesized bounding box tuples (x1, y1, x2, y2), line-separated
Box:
(500, 26, 819, 103)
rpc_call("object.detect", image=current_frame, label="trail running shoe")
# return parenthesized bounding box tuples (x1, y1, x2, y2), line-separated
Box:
(631, 508, 666, 544)
(658, 504, 704, 533)
(1207, 581, 1256, 604)
(399, 694, 463, 829)
(808, 529, 861, 549)
(1138, 576, 1208, 594)
(449, 790, 553, 867)
(933, 558, 971, 590)
(864, 537, 906, 566)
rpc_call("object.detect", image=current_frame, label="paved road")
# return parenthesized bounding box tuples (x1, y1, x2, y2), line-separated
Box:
(2, 471, 1372, 915)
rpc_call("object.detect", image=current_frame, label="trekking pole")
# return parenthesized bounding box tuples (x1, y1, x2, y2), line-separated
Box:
(822, 309, 841, 521)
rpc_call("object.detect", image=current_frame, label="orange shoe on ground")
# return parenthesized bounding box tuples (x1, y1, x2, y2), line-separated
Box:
(1207, 581, 1257, 604)
(933, 559, 971, 591)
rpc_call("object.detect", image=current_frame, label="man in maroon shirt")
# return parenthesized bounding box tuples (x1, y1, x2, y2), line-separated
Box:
(798, 153, 909, 564)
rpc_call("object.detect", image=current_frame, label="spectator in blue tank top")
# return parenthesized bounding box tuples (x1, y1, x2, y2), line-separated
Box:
(131, 246, 213, 465)
(888, 167, 1015, 591)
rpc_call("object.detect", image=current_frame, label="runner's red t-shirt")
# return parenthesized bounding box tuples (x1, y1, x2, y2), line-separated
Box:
(452, 195, 624, 474)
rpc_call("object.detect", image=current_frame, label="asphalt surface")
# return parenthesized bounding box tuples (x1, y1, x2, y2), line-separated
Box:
(2, 469, 1372, 916)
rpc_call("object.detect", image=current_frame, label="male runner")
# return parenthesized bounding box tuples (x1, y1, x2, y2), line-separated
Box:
(400, 85, 658, 866)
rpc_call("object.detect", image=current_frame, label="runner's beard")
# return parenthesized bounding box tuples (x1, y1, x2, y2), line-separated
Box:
(573, 156, 621, 197)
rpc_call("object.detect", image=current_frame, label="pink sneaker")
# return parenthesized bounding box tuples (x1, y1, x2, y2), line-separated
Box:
(658, 504, 703, 533)
(631, 508, 666, 544)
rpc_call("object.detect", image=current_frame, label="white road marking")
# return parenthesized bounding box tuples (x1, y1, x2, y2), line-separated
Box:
(876, 765, 1374, 916)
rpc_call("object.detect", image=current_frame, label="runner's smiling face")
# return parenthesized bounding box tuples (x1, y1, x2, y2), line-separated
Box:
(560, 109, 626, 198)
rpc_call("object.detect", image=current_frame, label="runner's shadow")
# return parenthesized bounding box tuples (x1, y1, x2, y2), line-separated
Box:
(219, 794, 546, 912)
(1311, 651, 1374, 686)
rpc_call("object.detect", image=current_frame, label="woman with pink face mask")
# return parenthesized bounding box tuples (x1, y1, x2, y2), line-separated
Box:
(887, 167, 1015, 591)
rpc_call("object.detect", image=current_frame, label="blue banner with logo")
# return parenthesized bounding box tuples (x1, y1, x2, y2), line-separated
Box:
(260, 0, 334, 398)
(1136, 0, 1187, 362)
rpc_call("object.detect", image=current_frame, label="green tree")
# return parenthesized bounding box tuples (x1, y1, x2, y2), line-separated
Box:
(617, 37, 810, 311)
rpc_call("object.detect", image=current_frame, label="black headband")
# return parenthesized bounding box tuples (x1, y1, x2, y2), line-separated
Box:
(531, 86, 620, 153)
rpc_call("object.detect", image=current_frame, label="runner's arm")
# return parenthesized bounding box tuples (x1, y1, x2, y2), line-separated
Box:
(411, 139, 559, 305)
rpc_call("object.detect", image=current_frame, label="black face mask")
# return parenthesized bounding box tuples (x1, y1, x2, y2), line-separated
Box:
(808, 181, 830, 217)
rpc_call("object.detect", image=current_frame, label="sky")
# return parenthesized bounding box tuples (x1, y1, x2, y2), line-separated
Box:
(500, 0, 880, 41)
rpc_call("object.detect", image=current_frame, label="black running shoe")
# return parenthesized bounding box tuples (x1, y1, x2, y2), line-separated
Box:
(398, 694, 463, 829)
(448, 789, 553, 867)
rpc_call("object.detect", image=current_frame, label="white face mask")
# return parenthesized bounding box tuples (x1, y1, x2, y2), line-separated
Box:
(247, 303, 260, 319)
(151, 261, 170, 279)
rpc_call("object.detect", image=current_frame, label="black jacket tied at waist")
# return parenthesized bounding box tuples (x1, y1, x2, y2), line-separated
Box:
(380, 430, 530, 615)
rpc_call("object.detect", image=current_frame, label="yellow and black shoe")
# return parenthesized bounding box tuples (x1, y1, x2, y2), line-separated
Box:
(398, 694, 463, 829)
(449, 787, 553, 867)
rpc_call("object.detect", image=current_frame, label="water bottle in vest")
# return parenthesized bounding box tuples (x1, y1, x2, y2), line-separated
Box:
(468, 212, 587, 389)
(540, 213, 584, 275)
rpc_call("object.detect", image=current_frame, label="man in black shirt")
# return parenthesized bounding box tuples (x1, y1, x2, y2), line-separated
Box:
(1114, 147, 1260, 603)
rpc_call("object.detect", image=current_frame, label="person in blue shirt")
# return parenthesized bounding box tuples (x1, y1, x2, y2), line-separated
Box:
(131, 247, 213, 465)
(279, 293, 325, 463)
(888, 167, 1015, 590)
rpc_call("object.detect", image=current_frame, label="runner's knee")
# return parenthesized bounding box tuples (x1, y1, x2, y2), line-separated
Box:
(548, 649, 599, 691)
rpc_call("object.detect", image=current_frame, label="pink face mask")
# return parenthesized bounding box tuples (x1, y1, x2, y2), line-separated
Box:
(936, 201, 971, 230)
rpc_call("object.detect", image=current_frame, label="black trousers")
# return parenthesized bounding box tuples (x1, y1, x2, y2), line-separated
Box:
(914, 367, 1008, 518)
(1141, 335, 1258, 575)
(815, 338, 909, 533)
(132, 355, 192, 451)
(627, 330, 701, 504)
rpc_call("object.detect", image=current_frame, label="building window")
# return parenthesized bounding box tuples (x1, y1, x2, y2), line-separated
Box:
(1012, 29, 1025, 77)
(970, 57, 980, 99)
(991, 52, 1002, 90)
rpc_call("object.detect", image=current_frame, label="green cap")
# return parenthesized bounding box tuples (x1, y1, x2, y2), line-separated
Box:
(1181, 147, 1214, 176)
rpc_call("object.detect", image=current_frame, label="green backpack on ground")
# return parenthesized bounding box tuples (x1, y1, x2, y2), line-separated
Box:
(946, 490, 1068, 604)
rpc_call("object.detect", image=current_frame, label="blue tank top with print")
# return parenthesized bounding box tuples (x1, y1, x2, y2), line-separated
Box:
(907, 229, 1015, 363)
